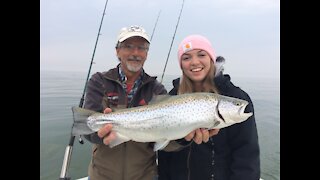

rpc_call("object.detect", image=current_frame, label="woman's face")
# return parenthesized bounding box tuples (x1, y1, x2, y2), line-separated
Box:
(181, 49, 212, 83)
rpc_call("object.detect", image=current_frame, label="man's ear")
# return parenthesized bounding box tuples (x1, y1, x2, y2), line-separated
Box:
(115, 49, 121, 61)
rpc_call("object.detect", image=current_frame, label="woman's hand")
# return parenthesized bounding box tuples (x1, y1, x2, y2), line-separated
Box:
(184, 128, 220, 144)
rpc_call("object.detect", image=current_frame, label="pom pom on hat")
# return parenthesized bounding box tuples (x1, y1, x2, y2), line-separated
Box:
(177, 35, 216, 68)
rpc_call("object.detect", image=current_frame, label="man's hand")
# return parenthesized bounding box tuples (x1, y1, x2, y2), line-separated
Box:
(97, 108, 116, 145)
(184, 128, 220, 144)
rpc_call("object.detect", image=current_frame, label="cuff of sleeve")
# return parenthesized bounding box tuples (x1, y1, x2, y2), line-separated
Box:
(176, 138, 192, 146)
(84, 132, 104, 144)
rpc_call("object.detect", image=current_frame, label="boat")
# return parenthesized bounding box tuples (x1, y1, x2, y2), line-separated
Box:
(77, 178, 88, 180)
(77, 177, 264, 180)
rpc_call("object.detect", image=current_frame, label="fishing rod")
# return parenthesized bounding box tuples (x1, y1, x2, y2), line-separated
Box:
(59, 0, 109, 179)
(160, 0, 185, 83)
(150, 10, 161, 42)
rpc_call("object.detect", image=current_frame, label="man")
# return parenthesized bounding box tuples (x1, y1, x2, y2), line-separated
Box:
(83, 25, 167, 180)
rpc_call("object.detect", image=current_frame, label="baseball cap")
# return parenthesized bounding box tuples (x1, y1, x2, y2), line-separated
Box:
(116, 25, 150, 44)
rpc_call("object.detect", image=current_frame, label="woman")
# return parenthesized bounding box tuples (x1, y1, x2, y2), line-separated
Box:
(158, 35, 260, 180)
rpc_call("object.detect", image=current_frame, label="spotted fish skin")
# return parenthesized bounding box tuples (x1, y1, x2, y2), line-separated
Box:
(72, 92, 252, 151)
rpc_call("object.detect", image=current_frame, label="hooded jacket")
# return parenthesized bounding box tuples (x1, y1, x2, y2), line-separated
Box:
(158, 74, 260, 180)
(83, 64, 167, 180)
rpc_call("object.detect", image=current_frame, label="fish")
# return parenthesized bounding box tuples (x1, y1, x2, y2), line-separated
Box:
(71, 92, 253, 151)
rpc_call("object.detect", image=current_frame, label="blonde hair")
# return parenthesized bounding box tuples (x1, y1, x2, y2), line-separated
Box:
(178, 61, 219, 94)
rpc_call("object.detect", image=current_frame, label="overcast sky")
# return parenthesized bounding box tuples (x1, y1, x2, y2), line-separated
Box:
(40, 0, 279, 79)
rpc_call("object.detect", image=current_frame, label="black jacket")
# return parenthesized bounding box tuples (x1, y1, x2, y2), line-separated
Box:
(158, 74, 260, 180)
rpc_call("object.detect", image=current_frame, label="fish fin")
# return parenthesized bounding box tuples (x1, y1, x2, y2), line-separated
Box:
(154, 140, 170, 151)
(108, 132, 131, 148)
(71, 106, 96, 136)
(149, 95, 171, 105)
(110, 105, 127, 112)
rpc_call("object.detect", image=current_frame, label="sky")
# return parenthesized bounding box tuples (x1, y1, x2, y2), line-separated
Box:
(40, 0, 280, 79)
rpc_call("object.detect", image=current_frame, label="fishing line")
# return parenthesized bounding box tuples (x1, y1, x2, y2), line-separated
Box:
(150, 10, 161, 42)
(160, 0, 185, 83)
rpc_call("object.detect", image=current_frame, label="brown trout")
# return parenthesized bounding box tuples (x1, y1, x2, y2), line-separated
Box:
(72, 92, 252, 151)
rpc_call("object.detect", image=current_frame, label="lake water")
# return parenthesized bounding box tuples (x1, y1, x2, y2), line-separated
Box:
(40, 70, 280, 180)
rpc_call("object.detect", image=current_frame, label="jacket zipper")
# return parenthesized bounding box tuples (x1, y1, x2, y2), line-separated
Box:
(122, 82, 128, 180)
(187, 145, 192, 180)
(107, 78, 152, 179)
(122, 142, 127, 180)
(109, 79, 128, 180)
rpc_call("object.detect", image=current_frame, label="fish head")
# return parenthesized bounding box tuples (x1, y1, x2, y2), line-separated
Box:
(214, 96, 253, 127)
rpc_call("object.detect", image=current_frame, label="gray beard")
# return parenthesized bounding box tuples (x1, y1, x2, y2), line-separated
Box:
(126, 62, 142, 72)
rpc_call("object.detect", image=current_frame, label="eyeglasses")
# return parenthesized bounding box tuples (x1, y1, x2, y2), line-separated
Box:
(120, 44, 149, 52)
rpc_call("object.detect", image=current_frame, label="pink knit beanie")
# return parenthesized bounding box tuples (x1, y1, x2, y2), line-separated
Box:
(178, 35, 216, 68)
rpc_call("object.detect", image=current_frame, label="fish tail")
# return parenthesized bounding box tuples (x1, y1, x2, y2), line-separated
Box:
(71, 106, 96, 136)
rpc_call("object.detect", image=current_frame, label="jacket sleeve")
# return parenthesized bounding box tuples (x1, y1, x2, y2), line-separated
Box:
(82, 73, 105, 144)
(152, 80, 167, 95)
(228, 90, 260, 180)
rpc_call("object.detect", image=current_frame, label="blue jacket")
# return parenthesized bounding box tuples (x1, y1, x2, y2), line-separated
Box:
(158, 74, 260, 180)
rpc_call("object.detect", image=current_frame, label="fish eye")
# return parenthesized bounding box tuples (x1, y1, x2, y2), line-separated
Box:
(233, 101, 241, 106)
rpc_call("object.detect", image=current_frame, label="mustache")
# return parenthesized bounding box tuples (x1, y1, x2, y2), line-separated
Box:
(128, 56, 143, 61)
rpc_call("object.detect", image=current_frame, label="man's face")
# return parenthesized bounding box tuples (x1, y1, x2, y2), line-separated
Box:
(116, 37, 149, 73)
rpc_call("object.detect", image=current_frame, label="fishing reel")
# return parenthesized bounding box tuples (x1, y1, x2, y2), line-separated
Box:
(78, 135, 84, 144)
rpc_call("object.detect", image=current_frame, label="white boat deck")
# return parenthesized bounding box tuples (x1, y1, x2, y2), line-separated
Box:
(77, 178, 88, 180)
(77, 177, 264, 180)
